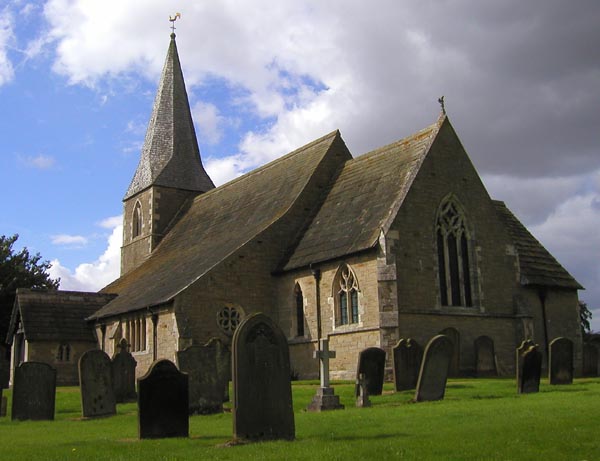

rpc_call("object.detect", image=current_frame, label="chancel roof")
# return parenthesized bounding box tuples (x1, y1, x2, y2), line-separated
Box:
(493, 201, 582, 289)
(124, 34, 214, 200)
(8, 289, 116, 343)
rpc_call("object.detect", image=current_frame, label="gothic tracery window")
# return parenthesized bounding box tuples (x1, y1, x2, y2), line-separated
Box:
(337, 264, 359, 325)
(132, 201, 142, 239)
(436, 197, 473, 307)
(217, 306, 242, 336)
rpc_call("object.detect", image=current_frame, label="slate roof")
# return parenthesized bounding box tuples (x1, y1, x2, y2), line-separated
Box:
(124, 34, 214, 200)
(92, 130, 347, 319)
(282, 118, 442, 270)
(8, 289, 116, 343)
(493, 201, 582, 289)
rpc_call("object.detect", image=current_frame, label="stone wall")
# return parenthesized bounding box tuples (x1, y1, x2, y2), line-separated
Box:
(25, 340, 97, 385)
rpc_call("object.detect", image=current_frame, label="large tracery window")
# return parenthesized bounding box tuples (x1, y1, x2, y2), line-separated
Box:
(436, 197, 473, 307)
(132, 201, 142, 239)
(337, 264, 360, 325)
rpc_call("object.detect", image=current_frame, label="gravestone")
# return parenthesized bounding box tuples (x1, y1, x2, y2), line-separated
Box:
(307, 338, 344, 411)
(0, 344, 9, 389)
(355, 347, 386, 397)
(474, 336, 497, 377)
(176, 337, 229, 414)
(414, 335, 453, 402)
(111, 339, 137, 403)
(392, 338, 422, 391)
(232, 313, 295, 441)
(518, 344, 542, 394)
(549, 337, 573, 385)
(138, 359, 189, 439)
(12, 362, 56, 421)
(516, 339, 536, 385)
(1, 394, 6, 417)
(356, 373, 371, 408)
(582, 343, 598, 377)
(79, 349, 116, 418)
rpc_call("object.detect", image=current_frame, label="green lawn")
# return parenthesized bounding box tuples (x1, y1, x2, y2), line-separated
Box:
(1, 378, 599, 460)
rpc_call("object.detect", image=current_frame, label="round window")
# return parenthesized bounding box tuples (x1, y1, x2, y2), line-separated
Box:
(217, 306, 242, 335)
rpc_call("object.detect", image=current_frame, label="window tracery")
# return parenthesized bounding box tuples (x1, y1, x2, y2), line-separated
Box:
(336, 264, 359, 325)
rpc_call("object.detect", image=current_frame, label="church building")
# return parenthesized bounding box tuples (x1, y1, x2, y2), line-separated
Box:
(7, 33, 583, 383)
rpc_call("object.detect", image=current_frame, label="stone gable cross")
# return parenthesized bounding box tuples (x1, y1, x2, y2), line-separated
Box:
(314, 338, 336, 388)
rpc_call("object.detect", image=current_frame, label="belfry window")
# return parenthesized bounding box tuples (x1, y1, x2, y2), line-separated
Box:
(132, 201, 142, 239)
(436, 197, 473, 307)
(337, 264, 360, 325)
(294, 283, 305, 337)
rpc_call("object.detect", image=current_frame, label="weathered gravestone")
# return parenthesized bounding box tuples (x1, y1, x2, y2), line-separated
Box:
(518, 344, 542, 394)
(232, 313, 294, 441)
(138, 359, 189, 439)
(111, 339, 137, 403)
(0, 344, 9, 389)
(414, 335, 453, 402)
(392, 338, 422, 391)
(549, 337, 573, 385)
(582, 343, 598, 377)
(307, 338, 344, 411)
(176, 337, 229, 415)
(356, 373, 371, 408)
(515, 339, 536, 385)
(12, 362, 56, 421)
(79, 349, 116, 418)
(474, 335, 497, 377)
(355, 347, 386, 397)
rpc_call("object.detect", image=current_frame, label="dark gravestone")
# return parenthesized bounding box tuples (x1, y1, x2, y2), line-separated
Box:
(414, 335, 453, 402)
(138, 359, 189, 439)
(176, 337, 229, 414)
(474, 336, 497, 377)
(111, 339, 137, 403)
(582, 343, 598, 377)
(79, 350, 116, 418)
(392, 338, 422, 391)
(439, 327, 460, 376)
(0, 344, 9, 389)
(355, 347, 386, 397)
(232, 313, 295, 441)
(518, 344, 542, 394)
(549, 337, 573, 385)
(12, 362, 56, 421)
(516, 339, 536, 386)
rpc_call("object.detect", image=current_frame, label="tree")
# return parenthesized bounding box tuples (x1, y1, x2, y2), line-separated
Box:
(0, 234, 60, 345)
(579, 301, 593, 336)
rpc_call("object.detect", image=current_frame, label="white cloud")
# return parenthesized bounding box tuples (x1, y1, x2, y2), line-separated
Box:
(19, 154, 56, 169)
(0, 7, 15, 86)
(51, 234, 88, 246)
(192, 101, 224, 145)
(49, 220, 122, 292)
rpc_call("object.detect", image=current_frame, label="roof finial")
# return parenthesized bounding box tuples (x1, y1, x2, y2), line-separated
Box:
(438, 95, 446, 115)
(169, 12, 181, 38)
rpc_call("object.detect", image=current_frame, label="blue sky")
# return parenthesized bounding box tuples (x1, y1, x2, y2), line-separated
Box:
(1, 0, 599, 329)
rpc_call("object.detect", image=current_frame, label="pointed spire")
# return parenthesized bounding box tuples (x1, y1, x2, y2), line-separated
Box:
(124, 34, 214, 200)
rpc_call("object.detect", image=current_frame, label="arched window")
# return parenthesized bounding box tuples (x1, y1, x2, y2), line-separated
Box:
(132, 201, 142, 239)
(436, 196, 473, 307)
(336, 264, 360, 325)
(56, 343, 71, 362)
(294, 283, 305, 337)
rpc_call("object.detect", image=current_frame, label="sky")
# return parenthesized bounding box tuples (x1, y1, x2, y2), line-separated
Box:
(1, 0, 599, 329)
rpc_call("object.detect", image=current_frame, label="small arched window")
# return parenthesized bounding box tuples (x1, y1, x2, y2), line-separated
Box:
(336, 264, 359, 325)
(294, 283, 305, 337)
(436, 196, 473, 307)
(132, 201, 142, 239)
(56, 343, 71, 362)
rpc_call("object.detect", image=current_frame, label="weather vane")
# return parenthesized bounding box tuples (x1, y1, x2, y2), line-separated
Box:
(169, 13, 181, 35)
(438, 95, 446, 115)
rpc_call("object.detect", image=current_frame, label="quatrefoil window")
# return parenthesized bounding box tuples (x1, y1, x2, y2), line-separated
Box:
(217, 306, 242, 335)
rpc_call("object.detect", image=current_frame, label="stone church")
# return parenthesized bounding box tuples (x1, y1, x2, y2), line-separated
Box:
(7, 33, 583, 384)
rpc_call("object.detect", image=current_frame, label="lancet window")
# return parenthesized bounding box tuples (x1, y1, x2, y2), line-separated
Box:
(132, 201, 142, 239)
(294, 283, 305, 337)
(125, 314, 147, 352)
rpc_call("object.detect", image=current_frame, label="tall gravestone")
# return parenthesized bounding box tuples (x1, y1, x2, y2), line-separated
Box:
(355, 347, 386, 397)
(111, 339, 137, 403)
(138, 359, 189, 439)
(516, 339, 536, 385)
(176, 337, 229, 414)
(582, 343, 598, 377)
(79, 349, 116, 418)
(518, 344, 542, 394)
(549, 337, 573, 385)
(414, 335, 453, 402)
(392, 338, 422, 391)
(474, 336, 497, 377)
(232, 313, 295, 441)
(12, 362, 56, 421)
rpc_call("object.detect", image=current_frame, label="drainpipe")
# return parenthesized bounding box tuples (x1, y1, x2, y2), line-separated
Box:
(538, 288, 550, 365)
(311, 264, 322, 379)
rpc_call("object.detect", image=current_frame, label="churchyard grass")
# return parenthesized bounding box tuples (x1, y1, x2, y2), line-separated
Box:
(1, 378, 599, 460)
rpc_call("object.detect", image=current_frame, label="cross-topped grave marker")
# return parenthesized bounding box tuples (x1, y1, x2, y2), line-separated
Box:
(307, 338, 344, 412)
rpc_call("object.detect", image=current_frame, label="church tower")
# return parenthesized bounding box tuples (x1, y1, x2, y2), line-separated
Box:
(121, 32, 214, 275)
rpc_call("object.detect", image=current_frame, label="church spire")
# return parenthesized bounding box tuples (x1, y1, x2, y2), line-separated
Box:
(124, 32, 214, 200)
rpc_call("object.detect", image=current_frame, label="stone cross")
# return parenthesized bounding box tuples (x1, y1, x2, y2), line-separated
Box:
(314, 338, 336, 388)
